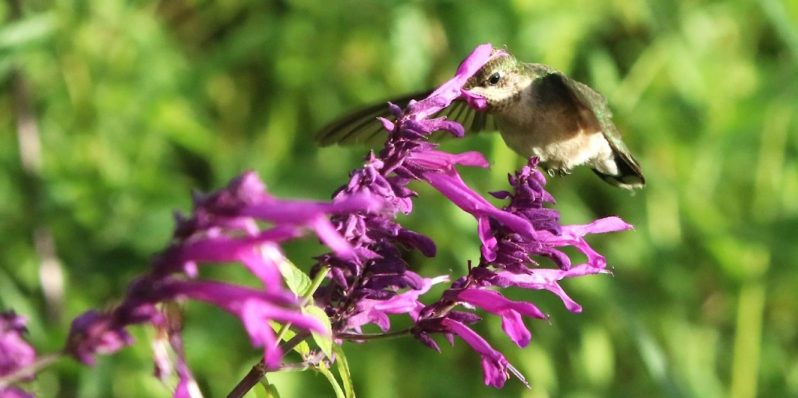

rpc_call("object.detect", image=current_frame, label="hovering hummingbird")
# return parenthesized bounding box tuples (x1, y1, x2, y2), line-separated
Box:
(316, 52, 645, 189)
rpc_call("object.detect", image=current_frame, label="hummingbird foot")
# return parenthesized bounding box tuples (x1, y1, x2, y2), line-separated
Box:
(546, 167, 572, 177)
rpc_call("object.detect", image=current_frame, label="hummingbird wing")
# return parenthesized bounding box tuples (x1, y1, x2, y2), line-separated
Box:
(548, 72, 646, 187)
(315, 91, 495, 147)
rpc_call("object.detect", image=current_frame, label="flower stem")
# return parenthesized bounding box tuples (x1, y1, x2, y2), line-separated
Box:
(227, 268, 329, 398)
(225, 331, 314, 398)
(303, 266, 330, 304)
(226, 361, 266, 398)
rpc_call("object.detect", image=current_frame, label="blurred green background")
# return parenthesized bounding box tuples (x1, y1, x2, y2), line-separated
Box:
(1, 0, 797, 397)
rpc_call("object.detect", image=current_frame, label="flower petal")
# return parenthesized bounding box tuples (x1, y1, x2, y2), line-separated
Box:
(456, 288, 546, 347)
(440, 318, 513, 388)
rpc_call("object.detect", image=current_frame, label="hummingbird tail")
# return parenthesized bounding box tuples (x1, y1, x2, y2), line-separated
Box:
(591, 152, 645, 190)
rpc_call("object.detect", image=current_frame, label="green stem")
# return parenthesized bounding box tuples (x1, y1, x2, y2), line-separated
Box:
(227, 266, 331, 398)
(226, 361, 266, 398)
(730, 280, 766, 398)
(303, 267, 330, 303)
(274, 267, 330, 344)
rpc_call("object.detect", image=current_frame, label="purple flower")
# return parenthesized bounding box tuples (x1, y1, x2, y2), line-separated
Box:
(417, 44, 502, 117)
(304, 43, 632, 388)
(344, 275, 448, 332)
(0, 313, 35, 378)
(56, 43, 634, 395)
(312, 44, 510, 336)
(150, 306, 201, 398)
(491, 265, 610, 313)
(455, 288, 546, 348)
(411, 158, 630, 386)
(483, 159, 632, 270)
(0, 312, 36, 398)
(66, 310, 138, 365)
(65, 172, 378, 396)
(438, 318, 523, 389)
(0, 388, 33, 398)
(169, 281, 325, 368)
(316, 45, 632, 388)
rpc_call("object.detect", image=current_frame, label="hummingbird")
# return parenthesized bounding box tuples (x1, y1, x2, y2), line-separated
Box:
(316, 52, 645, 190)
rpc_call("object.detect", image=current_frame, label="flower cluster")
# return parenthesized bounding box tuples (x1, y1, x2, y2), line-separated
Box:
(0, 312, 36, 398)
(413, 159, 631, 387)
(0, 43, 633, 397)
(63, 172, 384, 397)
(308, 43, 632, 387)
(311, 45, 507, 335)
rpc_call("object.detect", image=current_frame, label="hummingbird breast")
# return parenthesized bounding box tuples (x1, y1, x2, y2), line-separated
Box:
(493, 82, 615, 173)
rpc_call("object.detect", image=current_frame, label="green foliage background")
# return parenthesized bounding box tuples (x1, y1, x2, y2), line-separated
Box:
(1, 0, 796, 397)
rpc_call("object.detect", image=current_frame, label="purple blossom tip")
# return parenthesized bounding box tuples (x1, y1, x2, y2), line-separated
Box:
(387, 102, 403, 118)
(461, 89, 489, 110)
(490, 265, 611, 313)
(440, 318, 517, 388)
(377, 117, 394, 132)
(65, 310, 136, 365)
(455, 44, 495, 77)
(457, 47, 510, 111)
(456, 288, 546, 347)
(169, 281, 326, 368)
(0, 388, 34, 398)
(1, 312, 36, 390)
(415, 44, 498, 118)
(345, 275, 448, 332)
(566, 216, 634, 235)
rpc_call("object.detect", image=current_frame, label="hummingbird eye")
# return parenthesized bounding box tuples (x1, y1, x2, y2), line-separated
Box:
(487, 72, 502, 86)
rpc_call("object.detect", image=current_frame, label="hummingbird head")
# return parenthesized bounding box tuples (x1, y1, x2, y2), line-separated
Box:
(464, 53, 528, 112)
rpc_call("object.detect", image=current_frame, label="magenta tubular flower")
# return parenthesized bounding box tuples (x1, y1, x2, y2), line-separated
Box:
(455, 288, 546, 348)
(473, 161, 630, 327)
(0, 312, 36, 398)
(439, 318, 519, 388)
(57, 43, 632, 395)
(169, 281, 325, 368)
(64, 172, 382, 396)
(412, 158, 631, 386)
(344, 275, 449, 332)
(311, 44, 506, 334)
(307, 43, 632, 387)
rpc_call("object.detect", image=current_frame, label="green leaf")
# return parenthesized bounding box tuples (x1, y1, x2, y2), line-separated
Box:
(264, 384, 280, 398)
(317, 362, 346, 398)
(260, 381, 280, 398)
(275, 255, 312, 297)
(303, 305, 333, 359)
(333, 345, 356, 398)
(0, 13, 56, 52)
(293, 340, 311, 357)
